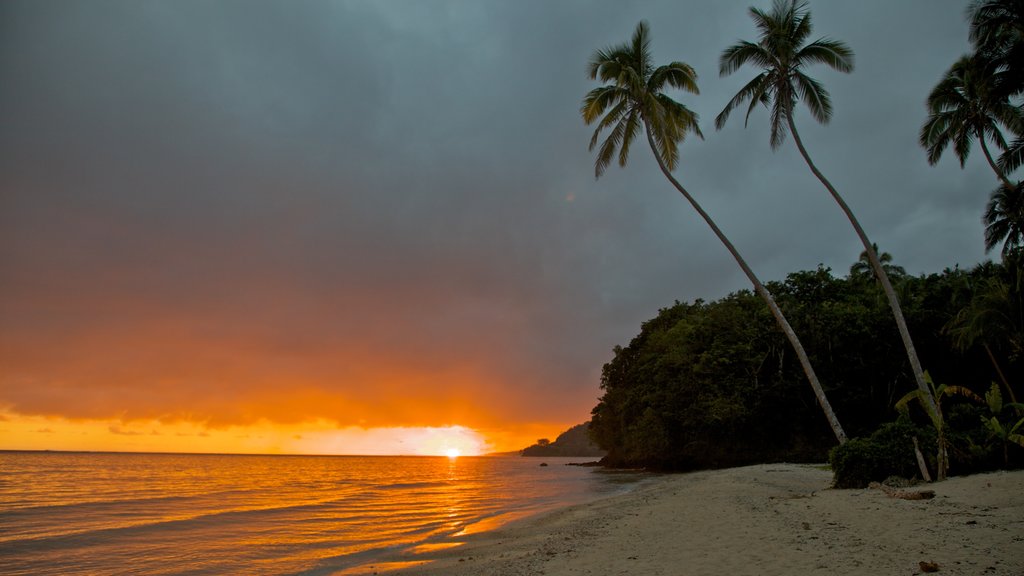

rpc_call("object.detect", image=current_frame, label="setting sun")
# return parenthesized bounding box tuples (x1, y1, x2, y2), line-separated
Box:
(445, 448, 461, 458)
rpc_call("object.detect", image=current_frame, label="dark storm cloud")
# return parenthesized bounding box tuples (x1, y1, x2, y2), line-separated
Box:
(0, 1, 996, 428)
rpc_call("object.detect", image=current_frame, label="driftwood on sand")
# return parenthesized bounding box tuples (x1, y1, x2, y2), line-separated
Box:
(868, 481, 936, 500)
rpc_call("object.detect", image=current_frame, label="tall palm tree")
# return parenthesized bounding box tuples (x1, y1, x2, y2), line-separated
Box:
(985, 181, 1024, 255)
(921, 53, 1020, 191)
(715, 0, 938, 418)
(581, 20, 847, 443)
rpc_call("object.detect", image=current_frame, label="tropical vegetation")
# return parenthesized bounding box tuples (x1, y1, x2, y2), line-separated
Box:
(580, 2, 1024, 484)
(589, 256, 1023, 478)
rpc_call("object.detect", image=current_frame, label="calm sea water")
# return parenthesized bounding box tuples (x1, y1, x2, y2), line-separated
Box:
(0, 451, 642, 575)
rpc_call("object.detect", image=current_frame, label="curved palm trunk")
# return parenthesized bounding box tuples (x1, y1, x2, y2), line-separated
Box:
(786, 116, 941, 422)
(984, 343, 1017, 405)
(644, 122, 847, 444)
(979, 135, 1016, 192)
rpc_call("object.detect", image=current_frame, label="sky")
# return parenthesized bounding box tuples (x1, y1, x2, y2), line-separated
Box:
(0, 0, 1001, 455)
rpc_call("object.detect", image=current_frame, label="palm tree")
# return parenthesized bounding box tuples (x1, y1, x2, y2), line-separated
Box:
(921, 53, 1020, 191)
(849, 243, 905, 281)
(985, 181, 1024, 255)
(715, 0, 938, 419)
(896, 372, 983, 480)
(581, 20, 847, 443)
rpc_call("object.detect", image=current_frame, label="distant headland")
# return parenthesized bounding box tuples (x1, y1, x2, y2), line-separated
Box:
(520, 423, 605, 458)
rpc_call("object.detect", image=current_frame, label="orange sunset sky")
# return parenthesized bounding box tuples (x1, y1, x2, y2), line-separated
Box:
(0, 1, 990, 455)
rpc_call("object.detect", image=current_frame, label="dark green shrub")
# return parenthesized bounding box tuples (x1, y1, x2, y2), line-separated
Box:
(829, 419, 934, 488)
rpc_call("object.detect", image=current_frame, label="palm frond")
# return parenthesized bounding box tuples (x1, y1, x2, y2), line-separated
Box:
(952, 121, 975, 166)
(985, 181, 1024, 255)
(943, 385, 986, 404)
(793, 71, 833, 124)
(991, 100, 1024, 137)
(719, 41, 773, 76)
(920, 113, 953, 164)
(790, 2, 813, 47)
(658, 94, 703, 141)
(969, 0, 1024, 54)
(631, 20, 652, 81)
(618, 110, 642, 169)
(999, 137, 1024, 173)
(581, 85, 627, 125)
(983, 121, 1010, 151)
(715, 72, 769, 129)
(587, 99, 629, 150)
(749, 5, 775, 40)
(651, 62, 700, 95)
(796, 39, 854, 73)
(593, 113, 629, 178)
(768, 89, 792, 150)
(586, 48, 616, 80)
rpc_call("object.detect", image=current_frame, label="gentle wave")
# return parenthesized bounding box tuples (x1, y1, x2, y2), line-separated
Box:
(0, 452, 645, 575)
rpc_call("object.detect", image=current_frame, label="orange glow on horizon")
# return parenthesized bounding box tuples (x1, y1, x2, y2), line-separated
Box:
(0, 411, 573, 456)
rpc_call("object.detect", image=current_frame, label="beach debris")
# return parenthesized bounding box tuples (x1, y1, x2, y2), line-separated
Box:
(868, 482, 935, 500)
(539, 462, 548, 467)
(919, 560, 940, 572)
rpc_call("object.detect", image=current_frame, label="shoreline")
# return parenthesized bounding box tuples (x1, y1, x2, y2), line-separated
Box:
(347, 463, 1024, 576)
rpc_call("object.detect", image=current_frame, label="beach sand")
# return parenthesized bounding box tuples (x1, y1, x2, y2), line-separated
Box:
(364, 463, 1023, 576)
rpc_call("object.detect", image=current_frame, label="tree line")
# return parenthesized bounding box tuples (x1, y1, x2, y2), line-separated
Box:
(580, 1, 1023, 478)
(589, 256, 1022, 474)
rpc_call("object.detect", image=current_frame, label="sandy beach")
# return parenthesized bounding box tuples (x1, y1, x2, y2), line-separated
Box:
(360, 463, 1024, 576)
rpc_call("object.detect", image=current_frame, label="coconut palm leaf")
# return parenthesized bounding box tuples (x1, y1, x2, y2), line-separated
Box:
(985, 181, 1024, 255)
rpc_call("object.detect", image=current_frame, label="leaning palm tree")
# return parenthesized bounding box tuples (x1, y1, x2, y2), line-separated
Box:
(715, 0, 937, 418)
(581, 20, 846, 443)
(985, 181, 1024, 255)
(921, 53, 1020, 191)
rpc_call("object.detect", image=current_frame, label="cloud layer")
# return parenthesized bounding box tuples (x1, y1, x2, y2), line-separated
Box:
(0, 1, 994, 438)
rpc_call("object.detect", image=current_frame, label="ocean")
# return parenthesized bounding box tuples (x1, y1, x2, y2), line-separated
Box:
(0, 451, 643, 575)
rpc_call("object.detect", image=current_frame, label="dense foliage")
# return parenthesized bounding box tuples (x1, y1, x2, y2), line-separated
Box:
(590, 257, 1023, 473)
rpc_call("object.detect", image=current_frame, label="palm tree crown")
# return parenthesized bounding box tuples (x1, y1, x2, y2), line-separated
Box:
(714, 0, 853, 149)
(920, 53, 1020, 185)
(850, 243, 905, 280)
(581, 21, 702, 178)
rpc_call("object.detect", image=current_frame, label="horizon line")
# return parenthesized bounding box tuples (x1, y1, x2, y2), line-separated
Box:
(0, 448, 522, 458)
